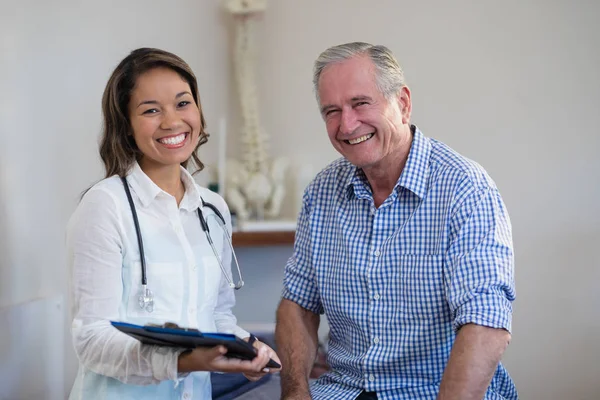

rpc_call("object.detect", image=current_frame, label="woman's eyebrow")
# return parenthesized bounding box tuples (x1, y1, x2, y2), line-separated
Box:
(136, 92, 192, 108)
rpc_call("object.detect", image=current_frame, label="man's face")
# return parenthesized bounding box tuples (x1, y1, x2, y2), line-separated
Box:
(317, 56, 411, 171)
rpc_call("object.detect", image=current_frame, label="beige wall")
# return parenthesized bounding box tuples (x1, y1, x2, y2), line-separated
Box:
(0, 0, 598, 398)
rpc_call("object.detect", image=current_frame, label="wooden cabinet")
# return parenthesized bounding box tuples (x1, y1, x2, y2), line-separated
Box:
(232, 230, 295, 247)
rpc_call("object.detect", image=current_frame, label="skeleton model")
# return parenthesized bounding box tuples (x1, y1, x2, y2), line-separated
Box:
(222, 0, 289, 222)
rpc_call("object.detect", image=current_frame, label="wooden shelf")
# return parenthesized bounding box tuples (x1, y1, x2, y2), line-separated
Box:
(232, 230, 295, 247)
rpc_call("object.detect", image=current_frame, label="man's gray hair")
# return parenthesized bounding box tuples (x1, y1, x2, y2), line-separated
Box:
(313, 42, 406, 104)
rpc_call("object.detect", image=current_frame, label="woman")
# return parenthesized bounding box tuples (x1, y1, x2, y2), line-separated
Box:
(68, 47, 280, 399)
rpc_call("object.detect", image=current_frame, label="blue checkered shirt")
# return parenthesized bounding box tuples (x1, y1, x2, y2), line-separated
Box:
(282, 127, 517, 400)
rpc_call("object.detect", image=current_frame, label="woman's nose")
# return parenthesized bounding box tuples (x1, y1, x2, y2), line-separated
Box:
(160, 108, 182, 130)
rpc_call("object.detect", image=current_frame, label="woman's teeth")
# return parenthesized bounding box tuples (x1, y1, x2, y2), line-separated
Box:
(347, 133, 374, 145)
(158, 133, 186, 145)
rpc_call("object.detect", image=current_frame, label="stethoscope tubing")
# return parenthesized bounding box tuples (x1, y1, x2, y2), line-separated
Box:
(120, 177, 244, 313)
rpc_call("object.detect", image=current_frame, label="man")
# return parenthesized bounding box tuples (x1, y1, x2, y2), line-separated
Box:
(275, 42, 517, 400)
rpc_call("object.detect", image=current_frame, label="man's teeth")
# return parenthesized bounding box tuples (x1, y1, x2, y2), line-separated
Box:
(347, 133, 374, 145)
(158, 133, 186, 145)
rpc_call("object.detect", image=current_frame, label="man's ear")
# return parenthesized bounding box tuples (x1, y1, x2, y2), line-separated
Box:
(397, 86, 412, 124)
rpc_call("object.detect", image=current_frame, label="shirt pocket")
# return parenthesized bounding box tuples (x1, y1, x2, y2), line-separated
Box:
(396, 254, 447, 319)
(126, 261, 184, 321)
(199, 255, 222, 308)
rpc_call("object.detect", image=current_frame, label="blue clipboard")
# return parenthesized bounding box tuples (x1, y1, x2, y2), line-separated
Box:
(111, 321, 280, 368)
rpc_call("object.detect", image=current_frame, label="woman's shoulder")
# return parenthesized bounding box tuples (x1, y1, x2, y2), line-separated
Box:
(78, 175, 125, 210)
(68, 176, 125, 234)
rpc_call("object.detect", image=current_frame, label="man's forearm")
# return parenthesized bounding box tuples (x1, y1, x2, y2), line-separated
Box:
(437, 324, 511, 400)
(275, 299, 320, 398)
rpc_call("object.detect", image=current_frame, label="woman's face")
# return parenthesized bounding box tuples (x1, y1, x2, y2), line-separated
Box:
(128, 67, 201, 171)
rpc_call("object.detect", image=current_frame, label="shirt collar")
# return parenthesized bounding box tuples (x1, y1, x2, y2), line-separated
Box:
(179, 166, 202, 211)
(397, 126, 431, 199)
(345, 125, 431, 200)
(126, 162, 202, 210)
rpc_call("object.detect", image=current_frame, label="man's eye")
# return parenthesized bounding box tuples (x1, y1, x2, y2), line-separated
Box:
(355, 101, 368, 107)
(325, 110, 339, 117)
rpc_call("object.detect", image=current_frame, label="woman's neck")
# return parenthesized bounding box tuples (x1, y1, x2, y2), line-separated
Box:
(139, 160, 185, 205)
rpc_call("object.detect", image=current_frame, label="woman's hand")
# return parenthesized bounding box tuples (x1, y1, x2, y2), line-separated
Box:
(242, 337, 282, 381)
(176, 341, 281, 380)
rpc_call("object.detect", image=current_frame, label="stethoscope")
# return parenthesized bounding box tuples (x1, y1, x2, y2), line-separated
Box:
(121, 177, 244, 313)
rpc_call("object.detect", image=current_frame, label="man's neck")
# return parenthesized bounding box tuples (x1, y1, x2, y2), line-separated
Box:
(364, 157, 407, 208)
(363, 128, 413, 208)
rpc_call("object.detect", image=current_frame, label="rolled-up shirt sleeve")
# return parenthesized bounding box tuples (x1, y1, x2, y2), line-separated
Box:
(282, 188, 324, 315)
(444, 184, 516, 333)
(68, 188, 181, 385)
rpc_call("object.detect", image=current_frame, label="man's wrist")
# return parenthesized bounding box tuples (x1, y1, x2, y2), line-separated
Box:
(282, 389, 312, 400)
(281, 380, 311, 399)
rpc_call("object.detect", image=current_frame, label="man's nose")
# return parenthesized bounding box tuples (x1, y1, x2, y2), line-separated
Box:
(339, 108, 360, 135)
(160, 108, 182, 130)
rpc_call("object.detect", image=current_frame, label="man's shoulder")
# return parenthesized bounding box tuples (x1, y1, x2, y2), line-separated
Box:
(428, 138, 496, 191)
(308, 158, 355, 193)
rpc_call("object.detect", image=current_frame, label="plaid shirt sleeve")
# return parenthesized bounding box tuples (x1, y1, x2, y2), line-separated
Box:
(282, 188, 324, 315)
(445, 183, 516, 333)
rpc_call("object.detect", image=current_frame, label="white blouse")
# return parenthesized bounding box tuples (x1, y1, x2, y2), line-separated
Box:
(68, 162, 248, 400)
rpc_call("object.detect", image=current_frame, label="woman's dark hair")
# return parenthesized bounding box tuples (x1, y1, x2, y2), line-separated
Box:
(99, 47, 209, 178)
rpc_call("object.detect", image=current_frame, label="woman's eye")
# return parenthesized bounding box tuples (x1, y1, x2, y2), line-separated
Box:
(178, 101, 191, 107)
(142, 108, 158, 115)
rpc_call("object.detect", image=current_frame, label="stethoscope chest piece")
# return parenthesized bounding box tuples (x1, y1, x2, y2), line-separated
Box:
(138, 285, 154, 313)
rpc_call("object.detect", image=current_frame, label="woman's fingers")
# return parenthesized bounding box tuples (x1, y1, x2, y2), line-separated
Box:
(252, 341, 282, 371)
(191, 342, 280, 377)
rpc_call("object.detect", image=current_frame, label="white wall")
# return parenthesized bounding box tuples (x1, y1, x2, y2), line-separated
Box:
(1, 0, 598, 399)
(239, 0, 600, 399)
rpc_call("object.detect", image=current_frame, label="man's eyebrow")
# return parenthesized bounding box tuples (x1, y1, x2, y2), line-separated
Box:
(320, 104, 338, 114)
(136, 91, 192, 108)
(320, 95, 374, 114)
(351, 95, 373, 102)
